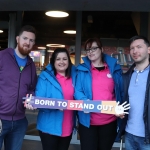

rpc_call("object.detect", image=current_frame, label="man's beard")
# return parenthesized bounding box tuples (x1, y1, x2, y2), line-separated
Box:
(18, 42, 32, 56)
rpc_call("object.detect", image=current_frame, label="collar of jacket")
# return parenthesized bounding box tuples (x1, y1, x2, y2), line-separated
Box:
(7, 48, 33, 65)
(126, 62, 150, 89)
(125, 63, 135, 75)
(77, 54, 121, 74)
(40, 64, 62, 94)
(45, 64, 76, 77)
(41, 64, 76, 87)
(40, 64, 76, 95)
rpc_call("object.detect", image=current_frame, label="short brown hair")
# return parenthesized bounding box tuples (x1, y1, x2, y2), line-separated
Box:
(18, 25, 36, 38)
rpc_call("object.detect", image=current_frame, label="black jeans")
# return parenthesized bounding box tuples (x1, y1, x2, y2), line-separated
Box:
(39, 130, 72, 150)
(78, 120, 117, 150)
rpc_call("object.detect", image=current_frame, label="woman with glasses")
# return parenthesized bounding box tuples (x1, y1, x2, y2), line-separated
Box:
(35, 48, 76, 150)
(74, 38, 123, 150)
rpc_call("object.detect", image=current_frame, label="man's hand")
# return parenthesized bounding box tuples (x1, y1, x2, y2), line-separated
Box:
(24, 94, 36, 110)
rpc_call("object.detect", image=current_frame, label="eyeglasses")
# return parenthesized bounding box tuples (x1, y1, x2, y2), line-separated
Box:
(85, 47, 99, 53)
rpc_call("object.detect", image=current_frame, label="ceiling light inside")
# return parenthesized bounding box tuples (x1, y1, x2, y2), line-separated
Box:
(0, 30, 3, 33)
(46, 44, 65, 47)
(38, 47, 46, 50)
(45, 11, 69, 18)
(47, 50, 54, 53)
(63, 30, 76, 34)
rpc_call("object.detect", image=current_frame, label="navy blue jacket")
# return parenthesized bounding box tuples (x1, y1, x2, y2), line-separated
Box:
(118, 63, 150, 144)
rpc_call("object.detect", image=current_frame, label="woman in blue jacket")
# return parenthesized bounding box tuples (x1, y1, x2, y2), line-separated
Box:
(74, 38, 123, 150)
(35, 48, 76, 150)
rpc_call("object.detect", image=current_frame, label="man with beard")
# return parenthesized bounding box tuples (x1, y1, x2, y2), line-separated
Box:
(118, 35, 150, 150)
(0, 25, 37, 150)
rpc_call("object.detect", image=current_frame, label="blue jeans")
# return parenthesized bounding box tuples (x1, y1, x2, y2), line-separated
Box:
(125, 132, 150, 150)
(0, 117, 28, 150)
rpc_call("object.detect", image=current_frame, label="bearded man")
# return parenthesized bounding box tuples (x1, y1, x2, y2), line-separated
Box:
(0, 25, 37, 150)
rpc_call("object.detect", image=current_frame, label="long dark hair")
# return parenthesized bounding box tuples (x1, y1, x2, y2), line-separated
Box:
(84, 38, 104, 63)
(50, 48, 72, 78)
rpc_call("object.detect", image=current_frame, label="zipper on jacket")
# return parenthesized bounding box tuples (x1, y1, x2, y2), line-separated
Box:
(12, 58, 30, 121)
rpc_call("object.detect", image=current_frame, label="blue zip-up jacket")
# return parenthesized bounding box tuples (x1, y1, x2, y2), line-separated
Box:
(74, 54, 123, 128)
(36, 64, 76, 136)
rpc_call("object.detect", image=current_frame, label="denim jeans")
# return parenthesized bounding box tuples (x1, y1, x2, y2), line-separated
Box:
(125, 132, 150, 150)
(0, 117, 28, 150)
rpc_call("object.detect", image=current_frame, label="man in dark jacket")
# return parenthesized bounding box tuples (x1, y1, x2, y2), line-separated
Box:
(118, 35, 150, 150)
(0, 25, 37, 150)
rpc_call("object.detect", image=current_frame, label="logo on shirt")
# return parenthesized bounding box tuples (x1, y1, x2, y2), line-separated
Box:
(20, 66, 24, 72)
(107, 73, 112, 78)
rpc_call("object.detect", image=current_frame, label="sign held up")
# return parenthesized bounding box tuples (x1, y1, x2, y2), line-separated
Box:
(24, 95, 130, 115)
